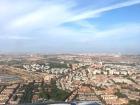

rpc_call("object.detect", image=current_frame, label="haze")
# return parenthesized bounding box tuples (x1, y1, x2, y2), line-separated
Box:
(0, 0, 140, 54)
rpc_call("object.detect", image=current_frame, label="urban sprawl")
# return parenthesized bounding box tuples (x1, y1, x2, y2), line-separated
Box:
(0, 54, 140, 105)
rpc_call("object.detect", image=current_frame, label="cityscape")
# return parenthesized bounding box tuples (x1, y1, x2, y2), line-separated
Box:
(0, 54, 140, 105)
(0, 0, 140, 105)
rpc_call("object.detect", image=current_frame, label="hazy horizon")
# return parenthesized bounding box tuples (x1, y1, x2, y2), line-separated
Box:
(0, 0, 140, 54)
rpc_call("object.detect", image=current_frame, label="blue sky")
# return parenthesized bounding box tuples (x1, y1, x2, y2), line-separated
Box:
(0, 0, 140, 54)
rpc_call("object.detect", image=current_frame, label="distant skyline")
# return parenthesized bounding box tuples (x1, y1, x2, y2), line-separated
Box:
(0, 0, 140, 54)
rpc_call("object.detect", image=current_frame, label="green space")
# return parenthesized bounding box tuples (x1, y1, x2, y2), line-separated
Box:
(49, 63, 68, 68)
(0, 86, 5, 93)
(20, 82, 34, 103)
(38, 80, 69, 101)
(114, 90, 127, 98)
(128, 100, 140, 105)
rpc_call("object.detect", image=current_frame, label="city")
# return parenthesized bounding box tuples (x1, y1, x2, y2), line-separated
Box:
(0, 54, 140, 105)
(0, 0, 140, 105)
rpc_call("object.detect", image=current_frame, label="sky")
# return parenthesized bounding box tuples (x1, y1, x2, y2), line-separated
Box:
(0, 0, 140, 54)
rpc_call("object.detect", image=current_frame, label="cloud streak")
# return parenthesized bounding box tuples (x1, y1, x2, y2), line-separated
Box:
(0, 0, 140, 53)
(6, 0, 140, 31)
(5, 0, 75, 31)
(67, 0, 140, 22)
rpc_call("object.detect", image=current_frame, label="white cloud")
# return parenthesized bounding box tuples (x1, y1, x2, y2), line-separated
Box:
(76, 23, 140, 43)
(67, 0, 140, 22)
(6, 0, 140, 31)
(0, 36, 31, 40)
(95, 23, 140, 38)
(0, 0, 139, 53)
(0, 0, 140, 41)
(6, 1, 74, 31)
